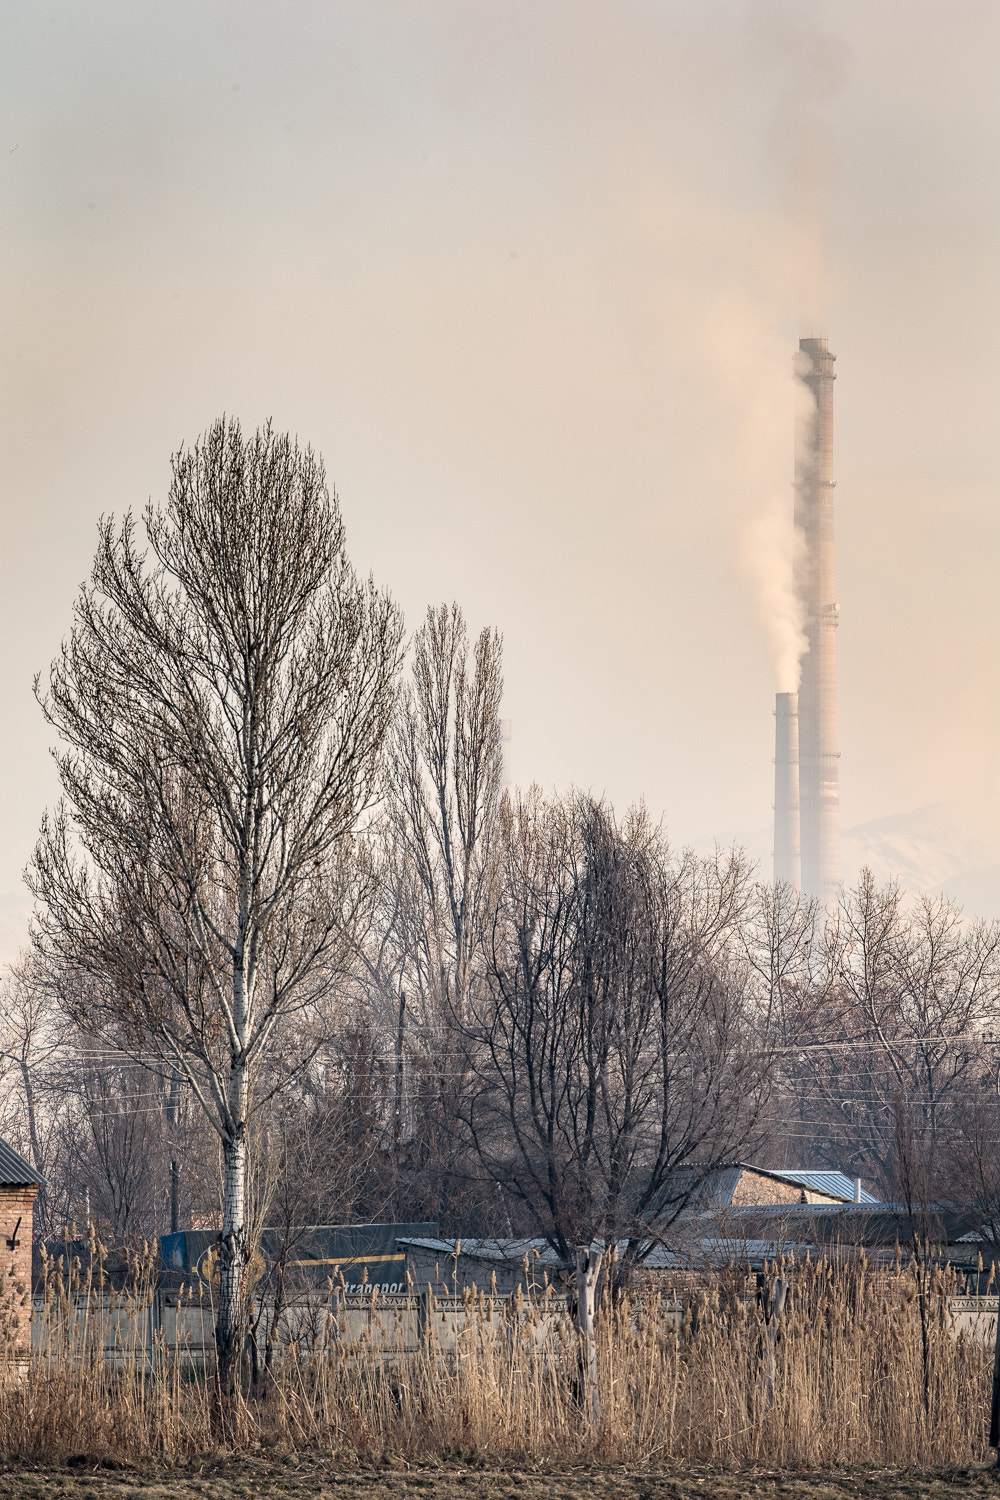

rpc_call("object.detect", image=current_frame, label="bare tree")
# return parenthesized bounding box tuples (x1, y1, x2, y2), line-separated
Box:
(0, 956, 217, 1242)
(29, 418, 403, 1393)
(382, 603, 503, 1021)
(0, 955, 73, 1233)
(944, 1087, 1000, 1250)
(462, 791, 779, 1273)
(740, 879, 823, 1039)
(737, 882, 831, 1166)
(54, 1047, 169, 1238)
(787, 872, 1000, 1197)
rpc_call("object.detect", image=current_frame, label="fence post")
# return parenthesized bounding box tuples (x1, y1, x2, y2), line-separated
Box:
(990, 1277, 1000, 1454)
(417, 1285, 433, 1346)
(575, 1243, 603, 1432)
(764, 1277, 788, 1409)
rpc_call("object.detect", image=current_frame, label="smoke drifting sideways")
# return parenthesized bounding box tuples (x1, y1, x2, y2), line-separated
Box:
(731, 4, 846, 694)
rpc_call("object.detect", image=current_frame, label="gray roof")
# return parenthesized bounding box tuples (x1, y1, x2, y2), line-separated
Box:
(0, 1137, 44, 1187)
(769, 1169, 878, 1205)
(704, 1165, 744, 1206)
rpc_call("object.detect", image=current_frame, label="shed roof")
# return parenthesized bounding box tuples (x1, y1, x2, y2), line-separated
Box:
(0, 1137, 45, 1187)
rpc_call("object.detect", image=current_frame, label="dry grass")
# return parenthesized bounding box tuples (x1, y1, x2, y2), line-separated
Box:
(0, 1251, 993, 1474)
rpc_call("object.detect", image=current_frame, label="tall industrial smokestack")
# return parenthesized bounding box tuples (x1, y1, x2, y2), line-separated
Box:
(773, 691, 801, 888)
(795, 336, 840, 905)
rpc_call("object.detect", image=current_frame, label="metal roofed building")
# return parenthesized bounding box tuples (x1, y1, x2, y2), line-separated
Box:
(0, 1138, 45, 1189)
(678, 1163, 878, 1210)
(0, 1135, 44, 1356)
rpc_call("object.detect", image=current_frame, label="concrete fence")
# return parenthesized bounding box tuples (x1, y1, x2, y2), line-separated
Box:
(945, 1296, 999, 1346)
(28, 1288, 573, 1370)
(30, 1288, 995, 1369)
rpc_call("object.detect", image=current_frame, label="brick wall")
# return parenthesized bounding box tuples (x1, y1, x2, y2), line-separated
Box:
(0, 1187, 37, 1354)
(730, 1169, 804, 1207)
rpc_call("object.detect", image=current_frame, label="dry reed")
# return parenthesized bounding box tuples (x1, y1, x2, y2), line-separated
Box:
(0, 1249, 991, 1469)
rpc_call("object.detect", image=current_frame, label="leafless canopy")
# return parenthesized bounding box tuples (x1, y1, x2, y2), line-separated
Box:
(29, 417, 403, 1384)
(786, 872, 1000, 1197)
(461, 792, 779, 1266)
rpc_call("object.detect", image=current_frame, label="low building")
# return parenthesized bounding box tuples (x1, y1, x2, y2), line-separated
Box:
(702, 1164, 878, 1209)
(0, 1137, 45, 1358)
(401, 1168, 882, 1296)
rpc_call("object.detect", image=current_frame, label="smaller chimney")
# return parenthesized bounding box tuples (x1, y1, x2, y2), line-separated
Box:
(773, 692, 801, 889)
(853, 1177, 862, 1204)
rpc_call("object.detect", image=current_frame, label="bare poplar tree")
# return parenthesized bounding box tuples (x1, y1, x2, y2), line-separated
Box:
(359, 604, 503, 1215)
(740, 880, 824, 1037)
(384, 603, 503, 1023)
(29, 418, 403, 1392)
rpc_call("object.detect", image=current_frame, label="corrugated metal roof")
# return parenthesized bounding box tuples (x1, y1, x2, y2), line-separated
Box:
(650, 1163, 745, 1209)
(0, 1137, 45, 1187)
(770, 1169, 878, 1204)
(707, 1165, 745, 1207)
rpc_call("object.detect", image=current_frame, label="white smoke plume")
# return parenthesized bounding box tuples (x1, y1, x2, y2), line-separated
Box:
(725, 4, 846, 694)
(739, 495, 806, 693)
(700, 293, 811, 696)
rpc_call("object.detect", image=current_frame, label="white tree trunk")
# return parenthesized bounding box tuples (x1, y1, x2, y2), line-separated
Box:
(216, 1116, 248, 1392)
(575, 1243, 603, 1432)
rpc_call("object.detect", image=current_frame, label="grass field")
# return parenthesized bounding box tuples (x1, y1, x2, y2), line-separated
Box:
(6, 1252, 998, 1489)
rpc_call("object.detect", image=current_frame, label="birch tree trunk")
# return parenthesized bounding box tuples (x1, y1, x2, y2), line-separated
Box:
(575, 1243, 603, 1432)
(217, 1119, 248, 1390)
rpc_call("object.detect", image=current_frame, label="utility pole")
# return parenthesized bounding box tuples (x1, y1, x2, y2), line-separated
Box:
(394, 990, 406, 1146)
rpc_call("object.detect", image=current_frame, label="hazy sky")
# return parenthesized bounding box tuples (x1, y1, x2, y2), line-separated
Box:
(1, 0, 998, 947)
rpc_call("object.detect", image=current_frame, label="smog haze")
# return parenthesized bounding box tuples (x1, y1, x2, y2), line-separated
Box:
(1, 0, 998, 951)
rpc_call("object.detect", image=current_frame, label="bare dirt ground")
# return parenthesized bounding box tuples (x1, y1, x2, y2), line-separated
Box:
(0, 1458, 999, 1500)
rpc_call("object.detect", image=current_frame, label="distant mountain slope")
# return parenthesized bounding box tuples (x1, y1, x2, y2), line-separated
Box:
(692, 805, 1000, 921)
(840, 805, 998, 898)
